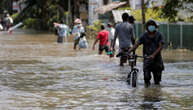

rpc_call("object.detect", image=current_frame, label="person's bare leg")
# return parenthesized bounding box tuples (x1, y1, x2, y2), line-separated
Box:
(120, 57, 124, 66)
(99, 51, 103, 55)
(74, 43, 77, 50)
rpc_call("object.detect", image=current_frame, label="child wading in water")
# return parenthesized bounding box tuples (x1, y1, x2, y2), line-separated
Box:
(129, 19, 165, 87)
(93, 24, 112, 57)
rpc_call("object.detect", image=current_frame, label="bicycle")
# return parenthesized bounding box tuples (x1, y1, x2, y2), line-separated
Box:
(117, 52, 144, 87)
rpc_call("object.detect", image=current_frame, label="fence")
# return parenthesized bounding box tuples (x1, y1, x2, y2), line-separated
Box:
(135, 22, 193, 49)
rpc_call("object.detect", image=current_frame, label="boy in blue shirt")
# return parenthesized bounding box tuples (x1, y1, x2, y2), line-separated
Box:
(129, 19, 164, 87)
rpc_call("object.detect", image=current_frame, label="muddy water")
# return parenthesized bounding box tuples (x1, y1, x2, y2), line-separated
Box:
(0, 31, 193, 110)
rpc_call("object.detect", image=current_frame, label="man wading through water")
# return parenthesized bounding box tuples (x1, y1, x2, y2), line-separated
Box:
(54, 20, 68, 43)
(92, 24, 110, 55)
(129, 19, 164, 87)
(111, 13, 135, 66)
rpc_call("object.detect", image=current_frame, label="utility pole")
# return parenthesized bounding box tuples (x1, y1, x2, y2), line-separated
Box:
(141, 0, 146, 32)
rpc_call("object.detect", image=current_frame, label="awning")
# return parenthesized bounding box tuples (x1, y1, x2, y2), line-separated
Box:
(95, 1, 127, 14)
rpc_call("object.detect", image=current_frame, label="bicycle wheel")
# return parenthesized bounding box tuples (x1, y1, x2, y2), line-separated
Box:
(131, 71, 137, 87)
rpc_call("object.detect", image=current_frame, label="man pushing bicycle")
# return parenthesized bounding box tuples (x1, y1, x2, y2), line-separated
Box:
(129, 19, 165, 87)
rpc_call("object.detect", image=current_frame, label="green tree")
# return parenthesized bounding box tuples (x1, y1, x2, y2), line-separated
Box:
(119, 2, 167, 22)
(162, 0, 193, 22)
(0, 0, 13, 14)
(15, 0, 69, 30)
(0, 0, 4, 13)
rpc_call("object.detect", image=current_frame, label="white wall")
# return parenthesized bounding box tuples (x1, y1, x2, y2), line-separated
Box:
(89, 0, 104, 25)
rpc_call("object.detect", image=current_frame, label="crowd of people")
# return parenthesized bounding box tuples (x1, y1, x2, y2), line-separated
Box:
(0, 13, 13, 31)
(0, 10, 165, 88)
(54, 13, 165, 87)
(54, 18, 88, 50)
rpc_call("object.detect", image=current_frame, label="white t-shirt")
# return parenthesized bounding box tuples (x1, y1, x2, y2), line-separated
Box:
(0, 24, 3, 30)
(57, 24, 68, 37)
(107, 27, 115, 41)
(72, 24, 85, 40)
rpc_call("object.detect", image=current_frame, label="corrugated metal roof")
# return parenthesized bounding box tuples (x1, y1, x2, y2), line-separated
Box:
(112, 10, 131, 23)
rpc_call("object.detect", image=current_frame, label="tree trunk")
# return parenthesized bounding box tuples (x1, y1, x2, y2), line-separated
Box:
(71, 0, 74, 23)
(141, 0, 146, 32)
(41, 0, 49, 30)
(68, 0, 71, 25)
(74, 0, 80, 18)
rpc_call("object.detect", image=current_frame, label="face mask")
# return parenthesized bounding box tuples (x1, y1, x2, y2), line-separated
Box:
(148, 25, 156, 32)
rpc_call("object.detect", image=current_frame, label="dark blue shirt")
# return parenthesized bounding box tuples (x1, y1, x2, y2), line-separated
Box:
(138, 31, 165, 71)
(138, 31, 164, 56)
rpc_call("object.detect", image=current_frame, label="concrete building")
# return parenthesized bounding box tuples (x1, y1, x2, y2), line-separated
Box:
(12, 0, 26, 13)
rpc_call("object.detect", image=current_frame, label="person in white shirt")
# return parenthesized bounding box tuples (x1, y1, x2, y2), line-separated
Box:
(53, 20, 68, 43)
(72, 19, 85, 50)
(5, 14, 13, 31)
(106, 23, 115, 47)
(0, 24, 3, 31)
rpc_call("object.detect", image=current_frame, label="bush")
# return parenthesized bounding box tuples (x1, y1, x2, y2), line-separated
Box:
(11, 13, 19, 22)
(87, 20, 102, 32)
(23, 18, 41, 29)
(119, 7, 168, 22)
(86, 20, 102, 39)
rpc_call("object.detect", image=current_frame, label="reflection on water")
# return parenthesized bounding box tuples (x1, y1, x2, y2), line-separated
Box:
(140, 87, 163, 110)
(0, 32, 193, 110)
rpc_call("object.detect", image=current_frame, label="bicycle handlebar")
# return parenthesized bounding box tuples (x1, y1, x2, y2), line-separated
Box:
(128, 54, 146, 59)
(116, 52, 147, 59)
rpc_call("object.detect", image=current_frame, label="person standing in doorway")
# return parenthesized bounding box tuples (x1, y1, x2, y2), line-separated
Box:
(129, 19, 165, 87)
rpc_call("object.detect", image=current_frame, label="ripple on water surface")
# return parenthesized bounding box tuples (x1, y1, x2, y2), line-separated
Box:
(0, 33, 193, 110)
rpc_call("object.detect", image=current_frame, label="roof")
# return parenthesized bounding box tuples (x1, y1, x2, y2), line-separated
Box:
(112, 10, 131, 23)
(95, 1, 127, 14)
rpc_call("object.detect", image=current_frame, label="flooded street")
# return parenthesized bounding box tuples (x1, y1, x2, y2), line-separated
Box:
(0, 31, 193, 110)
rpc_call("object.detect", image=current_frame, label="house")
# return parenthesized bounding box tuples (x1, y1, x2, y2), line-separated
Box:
(88, 0, 103, 25)
(88, 0, 126, 25)
(12, 0, 26, 13)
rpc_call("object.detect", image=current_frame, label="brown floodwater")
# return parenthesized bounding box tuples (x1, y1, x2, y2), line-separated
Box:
(0, 31, 193, 110)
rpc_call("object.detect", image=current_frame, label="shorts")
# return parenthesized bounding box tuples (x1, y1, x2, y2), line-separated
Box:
(119, 47, 131, 64)
(99, 45, 110, 53)
(57, 36, 63, 43)
(74, 37, 80, 45)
